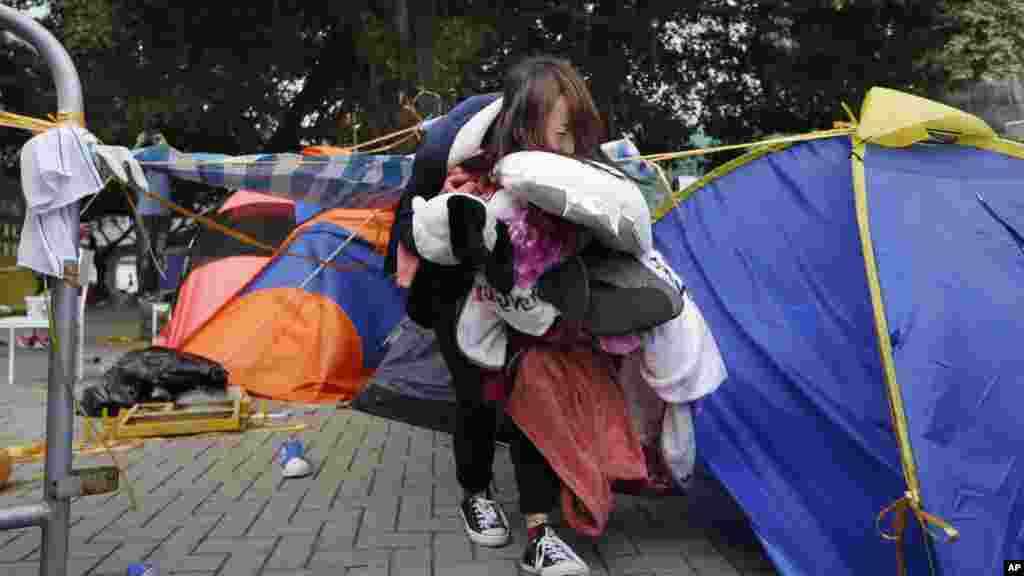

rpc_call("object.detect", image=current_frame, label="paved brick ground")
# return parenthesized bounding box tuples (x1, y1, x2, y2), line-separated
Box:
(0, 304, 778, 575)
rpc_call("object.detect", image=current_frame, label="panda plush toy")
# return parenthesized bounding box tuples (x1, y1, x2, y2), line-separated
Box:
(389, 95, 682, 369)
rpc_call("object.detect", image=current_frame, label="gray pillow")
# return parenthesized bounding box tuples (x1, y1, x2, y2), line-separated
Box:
(494, 151, 654, 256)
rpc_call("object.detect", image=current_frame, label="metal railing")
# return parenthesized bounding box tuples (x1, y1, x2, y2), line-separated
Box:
(0, 5, 85, 575)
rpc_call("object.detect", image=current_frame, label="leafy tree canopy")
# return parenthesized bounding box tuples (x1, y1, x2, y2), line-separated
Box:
(0, 0, 1020, 216)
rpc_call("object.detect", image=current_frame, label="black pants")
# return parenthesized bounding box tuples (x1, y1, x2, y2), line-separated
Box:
(433, 297, 561, 515)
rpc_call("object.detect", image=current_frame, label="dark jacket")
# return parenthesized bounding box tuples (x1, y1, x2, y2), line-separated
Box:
(384, 93, 502, 328)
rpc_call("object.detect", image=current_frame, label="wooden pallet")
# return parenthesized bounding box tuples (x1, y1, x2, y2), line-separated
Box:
(84, 394, 252, 441)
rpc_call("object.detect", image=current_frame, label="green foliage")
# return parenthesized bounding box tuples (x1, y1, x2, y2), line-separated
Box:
(434, 17, 496, 100)
(357, 12, 401, 77)
(2, 0, 1023, 203)
(672, 1, 955, 165)
(354, 13, 494, 101)
(927, 0, 1024, 85)
(58, 0, 116, 53)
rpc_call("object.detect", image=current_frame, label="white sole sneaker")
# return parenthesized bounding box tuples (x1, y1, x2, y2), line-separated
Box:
(519, 560, 591, 576)
(459, 507, 510, 547)
(519, 527, 590, 576)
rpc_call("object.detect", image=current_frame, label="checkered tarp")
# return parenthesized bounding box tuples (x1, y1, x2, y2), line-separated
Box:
(134, 138, 670, 213)
(134, 145, 415, 210)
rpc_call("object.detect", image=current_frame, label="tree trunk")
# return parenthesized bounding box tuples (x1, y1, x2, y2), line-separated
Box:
(394, 0, 410, 48)
(393, 0, 415, 98)
(413, 0, 436, 91)
(587, 0, 624, 139)
(363, 61, 401, 141)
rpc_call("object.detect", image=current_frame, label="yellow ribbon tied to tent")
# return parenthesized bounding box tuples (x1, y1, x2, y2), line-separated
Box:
(849, 89, 970, 574)
(876, 491, 960, 576)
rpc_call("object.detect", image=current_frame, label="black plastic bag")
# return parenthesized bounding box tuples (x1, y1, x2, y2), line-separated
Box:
(78, 347, 228, 417)
(79, 376, 136, 418)
(110, 346, 228, 397)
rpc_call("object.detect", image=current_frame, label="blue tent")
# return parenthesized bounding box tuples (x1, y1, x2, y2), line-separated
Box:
(655, 88, 1024, 575)
(147, 86, 1021, 574)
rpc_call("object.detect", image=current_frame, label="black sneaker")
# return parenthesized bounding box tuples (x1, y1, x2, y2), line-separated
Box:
(520, 526, 590, 576)
(459, 491, 510, 547)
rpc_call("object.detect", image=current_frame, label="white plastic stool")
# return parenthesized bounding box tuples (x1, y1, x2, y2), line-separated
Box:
(0, 315, 50, 384)
(151, 302, 171, 342)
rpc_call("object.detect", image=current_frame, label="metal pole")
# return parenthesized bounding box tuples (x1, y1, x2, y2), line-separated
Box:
(0, 504, 50, 531)
(0, 6, 85, 576)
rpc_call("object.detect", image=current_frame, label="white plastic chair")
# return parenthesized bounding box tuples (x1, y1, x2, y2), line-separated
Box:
(1, 251, 93, 385)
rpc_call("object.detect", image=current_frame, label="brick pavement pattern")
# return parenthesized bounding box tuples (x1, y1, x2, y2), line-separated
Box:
(0, 306, 775, 576)
(0, 405, 777, 576)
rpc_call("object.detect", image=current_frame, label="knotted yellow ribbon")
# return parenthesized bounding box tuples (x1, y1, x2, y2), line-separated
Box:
(877, 491, 960, 575)
(47, 110, 85, 126)
(852, 134, 959, 575)
(0, 109, 84, 132)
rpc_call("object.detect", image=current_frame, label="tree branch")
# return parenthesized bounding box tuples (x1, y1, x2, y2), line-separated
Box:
(266, 21, 354, 151)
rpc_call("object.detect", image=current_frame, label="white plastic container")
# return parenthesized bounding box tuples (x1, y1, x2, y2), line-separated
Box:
(25, 295, 49, 320)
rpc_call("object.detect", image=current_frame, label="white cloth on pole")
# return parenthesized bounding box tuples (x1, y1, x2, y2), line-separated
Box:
(17, 126, 105, 278)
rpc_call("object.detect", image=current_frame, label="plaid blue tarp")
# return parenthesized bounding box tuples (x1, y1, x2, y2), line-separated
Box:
(134, 145, 416, 210)
(134, 138, 671, 213)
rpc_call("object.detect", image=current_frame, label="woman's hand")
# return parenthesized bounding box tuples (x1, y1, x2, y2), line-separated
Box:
(442, 166, 478, 195)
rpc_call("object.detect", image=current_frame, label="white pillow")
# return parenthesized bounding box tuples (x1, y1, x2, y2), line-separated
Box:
(493, 151, 653, 256)
(640, 291, 727, 404)
(411, 192, 497, 266)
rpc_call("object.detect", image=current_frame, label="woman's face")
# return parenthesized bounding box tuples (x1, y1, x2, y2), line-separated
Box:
(544, 95, 575, 155)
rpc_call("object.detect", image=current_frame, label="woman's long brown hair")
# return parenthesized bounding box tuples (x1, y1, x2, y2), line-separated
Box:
(484, 55, 608, 165)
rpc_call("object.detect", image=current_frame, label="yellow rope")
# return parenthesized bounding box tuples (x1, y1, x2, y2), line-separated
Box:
(336, 121, 423, 154)
(0, 111, 57, 132)
(0, 110, 84, 132)
(79, 416, 140, 510)
(412, 88, 443, 110)
(354, 130, 420, 154)
(0, 96, 844, 172)
(630, 127, 855, 164)
(318, 88, 442, 154)
(851, 138, 958, 576)
(404, 88, 443, 144)
(0, 101, 848, 171)
(137, 185, 378, 274)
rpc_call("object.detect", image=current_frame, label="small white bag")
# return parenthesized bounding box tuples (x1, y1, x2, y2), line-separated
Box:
(661, 403, 697, 490)
(617, 351, 666, 447)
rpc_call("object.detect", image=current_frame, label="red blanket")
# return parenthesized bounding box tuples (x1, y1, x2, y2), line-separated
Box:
(505, 343, 649, 536)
